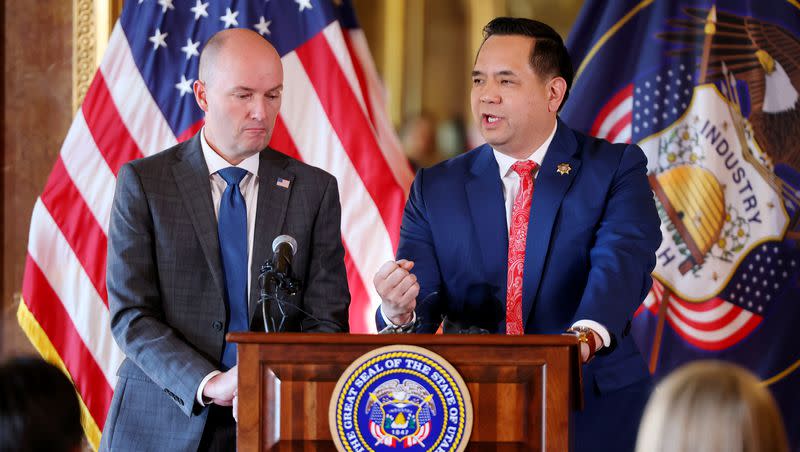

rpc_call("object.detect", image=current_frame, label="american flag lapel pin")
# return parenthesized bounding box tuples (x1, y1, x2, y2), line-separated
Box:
(276, 177, 291, 189)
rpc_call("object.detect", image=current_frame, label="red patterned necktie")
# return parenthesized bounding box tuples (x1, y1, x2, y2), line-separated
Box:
(506, 160, 538, 335)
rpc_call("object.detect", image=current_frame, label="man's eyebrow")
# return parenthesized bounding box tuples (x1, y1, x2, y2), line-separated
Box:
(495, 70, 517, 76)
(471, 70, 518, 77)
(228, 85, 284, 93)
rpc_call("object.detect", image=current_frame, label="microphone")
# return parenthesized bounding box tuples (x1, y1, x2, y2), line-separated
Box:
(270, 297, 328, 332)
(442, 317, 491, 334)
(271, 235, 298, 276)
(254, 235, 302, 332)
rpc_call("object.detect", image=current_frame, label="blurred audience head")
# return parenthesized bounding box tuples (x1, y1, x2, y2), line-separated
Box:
(0, 357, 83, 452)
(436, 117, 466, 158)
(636, 360, 788, 452)
(400, 112, 445, 169)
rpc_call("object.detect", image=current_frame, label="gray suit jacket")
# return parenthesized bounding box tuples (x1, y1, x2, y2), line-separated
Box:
(100, 133, 350, 451)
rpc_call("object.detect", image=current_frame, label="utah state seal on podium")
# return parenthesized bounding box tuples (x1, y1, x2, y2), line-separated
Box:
(329, 345, 473, 451)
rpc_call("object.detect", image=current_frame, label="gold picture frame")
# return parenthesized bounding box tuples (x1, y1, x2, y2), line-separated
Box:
(72, 0, 123, 112)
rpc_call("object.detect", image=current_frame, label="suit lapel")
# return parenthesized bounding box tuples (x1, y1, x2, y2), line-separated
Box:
(248, 148, 294, 316)
(172, 135, 226, 302)
(465, 145, 509, 315)
(521, 120, 581, 327)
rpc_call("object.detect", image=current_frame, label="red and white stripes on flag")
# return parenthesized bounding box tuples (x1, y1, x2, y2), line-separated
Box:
(273, 22, 413, 332)
(19, 18, 411, 449)
(590, 84, 633, 144)
(636, 280, 763, 351)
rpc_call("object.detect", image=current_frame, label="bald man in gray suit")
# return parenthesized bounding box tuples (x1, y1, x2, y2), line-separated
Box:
(100, 29, 350, 451)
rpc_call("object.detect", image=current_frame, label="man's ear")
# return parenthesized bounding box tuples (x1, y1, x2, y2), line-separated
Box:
(193, 80, 209, 112)
(547, 77, 567, 113)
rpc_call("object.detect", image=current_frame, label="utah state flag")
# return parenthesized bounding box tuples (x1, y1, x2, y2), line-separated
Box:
(563, 1, 800, 449)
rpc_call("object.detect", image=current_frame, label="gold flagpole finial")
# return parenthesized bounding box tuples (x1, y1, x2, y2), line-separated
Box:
(704, 5, 718, 35)
(699, 5, 718, 84)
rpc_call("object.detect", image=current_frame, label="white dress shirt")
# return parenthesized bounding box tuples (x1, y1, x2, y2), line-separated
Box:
(197, 128, 261, 405)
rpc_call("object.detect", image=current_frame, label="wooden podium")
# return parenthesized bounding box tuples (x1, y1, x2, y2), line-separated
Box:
(228, 333, 581, 451)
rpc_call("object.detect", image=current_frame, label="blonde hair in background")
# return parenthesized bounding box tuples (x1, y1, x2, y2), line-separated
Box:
(636, 361, 789, 452)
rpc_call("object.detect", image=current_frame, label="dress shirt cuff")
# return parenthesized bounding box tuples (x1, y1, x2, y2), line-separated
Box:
(571, 320, 611, 348)
(196, 370, 222, 406)
(380, 306, 417, 328)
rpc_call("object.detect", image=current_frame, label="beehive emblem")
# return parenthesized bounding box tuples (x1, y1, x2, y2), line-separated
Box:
(649, 165, 726, 274)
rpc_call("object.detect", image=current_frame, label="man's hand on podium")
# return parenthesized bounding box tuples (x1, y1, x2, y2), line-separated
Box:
(374, 260, 419, 326)
(578, 330, 603, 364)
(203, 365, 238, 408)
(233, 389, 239, 422)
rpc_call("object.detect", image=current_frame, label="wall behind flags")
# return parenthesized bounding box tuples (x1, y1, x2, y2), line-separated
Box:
(2, 0, 74, 358)
(0, 0, 583, 358)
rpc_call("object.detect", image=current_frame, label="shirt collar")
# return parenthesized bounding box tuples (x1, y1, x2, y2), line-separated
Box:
(493, 121, 558, 177)
(200, 127, 260, 177)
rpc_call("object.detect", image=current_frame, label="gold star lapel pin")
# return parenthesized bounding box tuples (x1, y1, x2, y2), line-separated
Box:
(557, 163, 572, 175)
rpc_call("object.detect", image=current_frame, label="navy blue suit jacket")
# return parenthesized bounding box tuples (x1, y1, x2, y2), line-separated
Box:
(377, 119, 662, 450)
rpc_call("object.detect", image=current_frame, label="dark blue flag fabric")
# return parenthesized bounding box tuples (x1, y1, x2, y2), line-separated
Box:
(563, 1, 800, 448)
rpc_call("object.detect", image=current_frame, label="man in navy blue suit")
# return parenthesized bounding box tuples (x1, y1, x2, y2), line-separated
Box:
(374, 17, 662, 452)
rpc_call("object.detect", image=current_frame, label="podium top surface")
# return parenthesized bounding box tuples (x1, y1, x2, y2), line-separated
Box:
(227, 332, 580, 347)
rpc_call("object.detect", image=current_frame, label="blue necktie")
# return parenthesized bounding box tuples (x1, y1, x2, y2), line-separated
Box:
(217, 167, 249, 370)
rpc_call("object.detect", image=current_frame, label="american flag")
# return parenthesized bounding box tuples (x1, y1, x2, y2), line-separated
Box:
(18, 0, 411, 447)
(637, 282, 761, 352)
(590, 63, 695, 145)
(638, 241, 797, 351)
(368, 402, 396, 447)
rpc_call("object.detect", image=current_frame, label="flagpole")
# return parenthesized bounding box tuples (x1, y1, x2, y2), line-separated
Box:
(649, 285, 671, 374)
(698, 6, 717, 84)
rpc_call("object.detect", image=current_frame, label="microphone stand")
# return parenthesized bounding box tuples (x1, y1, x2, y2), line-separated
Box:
(258, 260, 300, 333)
